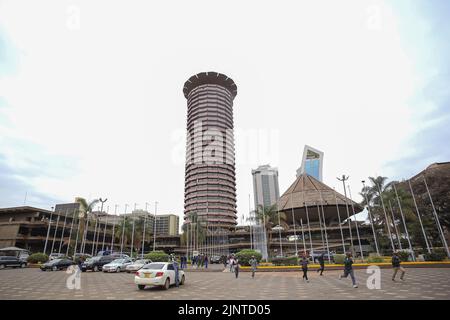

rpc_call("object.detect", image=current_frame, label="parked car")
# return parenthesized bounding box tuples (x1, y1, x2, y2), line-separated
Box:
(210, 256, 221, 264)
(40, 258, 74, 271)
(81, 255, 115, 272)
(0, 256, 27, 269)
(125, 259, 151, 273)
(49, 253, 65, 261)
(102, 258, 133, 273)
(134, 262, 185, 290)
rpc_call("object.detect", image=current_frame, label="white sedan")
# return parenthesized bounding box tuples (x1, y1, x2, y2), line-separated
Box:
(134, 262, 185, 290)
(102, 258, 133, 273)
(125, 259, 151, 273)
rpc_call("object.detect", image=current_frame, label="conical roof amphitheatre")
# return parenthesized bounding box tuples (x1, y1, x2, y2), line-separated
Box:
(277, 174, 363, 225)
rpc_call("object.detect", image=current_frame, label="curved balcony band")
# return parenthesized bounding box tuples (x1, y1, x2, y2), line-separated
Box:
(183, 72, 238, 230)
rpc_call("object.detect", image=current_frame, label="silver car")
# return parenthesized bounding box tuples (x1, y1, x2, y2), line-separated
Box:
(102, 258, 133, 273)
(126, 259, 151, 273)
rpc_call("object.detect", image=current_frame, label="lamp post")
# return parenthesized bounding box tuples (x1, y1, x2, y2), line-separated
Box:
(337, 175, 354, 255)
(130, 203, 137, 258)
(142, 202, 150, 258)
(120, 204, 128, 255)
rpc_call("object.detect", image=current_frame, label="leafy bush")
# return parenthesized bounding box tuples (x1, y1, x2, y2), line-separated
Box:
(235, 249, 262, 266)
(333, 254, 345, 264)
(424, 248, 447, 261)
(367, 255, 384, 263)
(271, 256, 298, 266)
(27, 253, 48, 264)
(144, 251, 169, 262)
(397, 250, 410, 262)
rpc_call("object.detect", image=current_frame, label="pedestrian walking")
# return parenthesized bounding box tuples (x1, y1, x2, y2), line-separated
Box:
(339, 252, 358, 288)
(172, 255, 180, 288)
(205, 255, 209, 269)
(234, 258, 240, 279)
(300, 252, 309, 283)
(229, 255, 235, 273)
(223, 256, 227, 268)
(249, 255, 258, 278)
(392, 251, 406, 281)
(317, 252, 325, 276)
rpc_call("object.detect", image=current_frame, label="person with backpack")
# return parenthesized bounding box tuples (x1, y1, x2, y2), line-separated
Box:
(392, 251, 406, 281)
(339, 252, 358, 288)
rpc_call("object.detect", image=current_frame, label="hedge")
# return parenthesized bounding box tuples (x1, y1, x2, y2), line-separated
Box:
(144, 251, 169, 262)
(271, 256, 298, 266)
(27, 253, 48, 264)
(333, 254, 345, 264)
(424, 248, 447, 261)
(367, 255, 384, 263)
(235, 249, 262, 266)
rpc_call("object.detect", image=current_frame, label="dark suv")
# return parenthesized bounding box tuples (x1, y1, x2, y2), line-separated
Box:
(81, 254, 130, 272)
(0, 256, 27, 269)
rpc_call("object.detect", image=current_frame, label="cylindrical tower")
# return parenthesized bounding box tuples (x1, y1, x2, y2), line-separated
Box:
(183, 71, 238, 230)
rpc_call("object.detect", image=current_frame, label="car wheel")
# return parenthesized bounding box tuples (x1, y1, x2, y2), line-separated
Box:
(93, 265, 99, 272)
(52, 266, 58, 271)
(163, 278, 170, 290)
(180, 275, 185, 285)
(21, 263, 26, 268)
(116, 267, 121, 273)
(138, 285, 145, 290)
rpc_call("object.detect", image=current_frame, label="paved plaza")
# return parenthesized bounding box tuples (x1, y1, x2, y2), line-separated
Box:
(0, 267, 449, 300)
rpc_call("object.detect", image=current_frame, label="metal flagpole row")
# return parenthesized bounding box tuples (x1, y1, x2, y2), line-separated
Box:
(408, 180, 431, 254)
(338, 175, 354, 255)
(318, 191, 331, 263)
(388, 200, 402, 250)
(290, 192, 298, 255)
(375, 179, 395, 252)
(347, 185, 364, 260)
(58, 209, 69, 254)
(423, 176, 450, 258)
(304, 201, 313, 254)
(333, 188, 346, 253)
(393, 184, 415, 261)
(300, 218, 307, 253)
(66, 210, 76, 256)
(362, 180, 380, 256)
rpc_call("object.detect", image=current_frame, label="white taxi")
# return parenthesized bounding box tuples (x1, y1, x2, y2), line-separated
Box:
(134, 262, 185, 290)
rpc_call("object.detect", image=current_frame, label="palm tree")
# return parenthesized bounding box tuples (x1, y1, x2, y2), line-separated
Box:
(75, 197, 99, 252)
(254, 204, 288, 258)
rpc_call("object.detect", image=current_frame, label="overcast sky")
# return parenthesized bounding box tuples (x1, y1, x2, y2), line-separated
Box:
(1, 0, 449, 227)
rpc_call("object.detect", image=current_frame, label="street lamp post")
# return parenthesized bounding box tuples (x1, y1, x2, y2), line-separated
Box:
(337, 175, 354, 255)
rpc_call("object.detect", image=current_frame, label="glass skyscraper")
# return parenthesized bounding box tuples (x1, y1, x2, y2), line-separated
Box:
(296, 145, 324, 181)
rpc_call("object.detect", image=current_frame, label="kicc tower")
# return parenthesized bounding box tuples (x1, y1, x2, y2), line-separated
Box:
(183, 72, 238, 230)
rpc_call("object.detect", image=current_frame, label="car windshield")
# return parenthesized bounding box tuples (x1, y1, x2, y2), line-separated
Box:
(89, 257, 101, 262)
(142, 263, 165, 270)
(111, 259, 124, 264)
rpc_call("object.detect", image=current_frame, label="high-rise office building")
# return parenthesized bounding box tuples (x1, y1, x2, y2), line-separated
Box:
(252, 165, 280, 208)
(296, 145, 324, 181)
(183, 72, 238, 230)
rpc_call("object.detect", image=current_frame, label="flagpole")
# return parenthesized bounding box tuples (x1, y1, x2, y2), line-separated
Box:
(362, 180, 380, 256)
(66, 209, 76, 257)
(393, 184, 415, 261)
(374, 179, 395, 252)
(388, 200, 402, 250)
(304, 200, 313, 255)
(347, 185, 364, 261)
(120, 204, 128, 255)
(58, 209, 69, 254)
(408, 180, 431, 254)
(300, 218, 306, 253)
(101, 206, 109, 252)
(43, 209, 54, 255)
(316, 202, 325, 250)
(424, 175, 449, 257)
(290, 192, 298, 255)
(333, 187, 346, 253)
(337, 175, 355, 255)
(111, 205, 119, 252)
(318, 191, 331, 263)
(50, 213, 60, 255)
